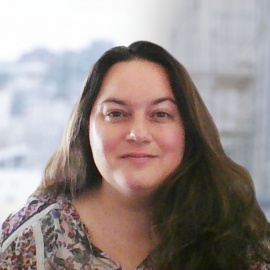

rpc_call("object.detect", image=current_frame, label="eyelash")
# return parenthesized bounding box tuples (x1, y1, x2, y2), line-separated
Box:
(105, 110, 129, 120)
(105, 110, 173, 123)
(107, 111, 126, 118)
(153, 111, 172, 118)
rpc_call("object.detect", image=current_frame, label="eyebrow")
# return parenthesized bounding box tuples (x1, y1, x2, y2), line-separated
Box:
(99, 98, 127, 106)
(152, 97, 176, 105)
(99, 97, 176, 106)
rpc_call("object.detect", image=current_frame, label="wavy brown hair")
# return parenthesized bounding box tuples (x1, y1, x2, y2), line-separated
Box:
(37, 41, 270, 269)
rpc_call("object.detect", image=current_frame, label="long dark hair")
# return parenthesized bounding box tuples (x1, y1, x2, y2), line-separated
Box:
(37, 41, 270, 269)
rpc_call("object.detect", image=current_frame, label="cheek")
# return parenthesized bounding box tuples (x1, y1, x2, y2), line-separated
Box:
(89, 122, 122, 156)
(157, 127, 185, 157)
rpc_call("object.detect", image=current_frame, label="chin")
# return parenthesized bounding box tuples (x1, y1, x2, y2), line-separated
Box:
(122, 180, 161, 195)
(112, 172, 164, 194)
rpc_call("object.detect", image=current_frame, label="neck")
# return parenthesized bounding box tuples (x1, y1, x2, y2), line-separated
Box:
(75, 180, 156, 236)
(73, 181, 158, 270)
(102, 180, 155, 210)
(93, 182, 154, 224)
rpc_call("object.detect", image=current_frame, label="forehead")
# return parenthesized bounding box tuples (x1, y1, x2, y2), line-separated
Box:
(96, 60, 174, 103)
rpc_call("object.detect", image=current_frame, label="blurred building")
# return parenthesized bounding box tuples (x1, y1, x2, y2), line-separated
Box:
(252, 0, 270, 208)
(0, 41, 113, 224)
(169, 0, 270, 211)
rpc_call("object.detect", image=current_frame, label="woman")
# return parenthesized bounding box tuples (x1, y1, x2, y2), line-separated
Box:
(1, 41, 269, 269)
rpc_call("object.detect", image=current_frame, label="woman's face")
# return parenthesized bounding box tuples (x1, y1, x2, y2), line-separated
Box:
(89, 60, 185, 197)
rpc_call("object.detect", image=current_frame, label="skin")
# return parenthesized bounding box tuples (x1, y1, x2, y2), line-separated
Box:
(73, 60, 186, 269)
(89, 60, 185, 199)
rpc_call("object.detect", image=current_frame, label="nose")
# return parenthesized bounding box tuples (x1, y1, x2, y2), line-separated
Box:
(126, 117, 151, 144)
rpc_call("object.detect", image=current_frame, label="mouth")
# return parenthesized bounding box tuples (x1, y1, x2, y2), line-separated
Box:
(119, 153, 158, 164)
(120, 153, 157, 159)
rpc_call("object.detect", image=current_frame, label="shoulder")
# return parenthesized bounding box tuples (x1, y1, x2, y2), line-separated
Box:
(1, 194, 56, 243)
(0, 192, 72, 268)
(0, 192, 59, 247)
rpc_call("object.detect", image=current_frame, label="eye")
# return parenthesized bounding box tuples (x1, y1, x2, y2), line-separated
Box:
(104, 110, 129, 122)
(154, 111, 171, 118)
(107, 111, 125, 118)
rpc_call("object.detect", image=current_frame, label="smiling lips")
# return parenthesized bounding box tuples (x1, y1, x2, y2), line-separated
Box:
(120, 153, 157, 163)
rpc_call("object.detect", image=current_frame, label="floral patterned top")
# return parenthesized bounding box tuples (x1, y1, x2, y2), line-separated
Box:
(0, 192, 269, 270)
(0, 192, 151, 270)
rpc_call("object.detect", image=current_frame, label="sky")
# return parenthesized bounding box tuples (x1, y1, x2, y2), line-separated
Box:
(0, 0, 175, 61)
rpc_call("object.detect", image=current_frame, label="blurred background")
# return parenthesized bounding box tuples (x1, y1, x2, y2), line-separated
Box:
(0, 0, 269, 224)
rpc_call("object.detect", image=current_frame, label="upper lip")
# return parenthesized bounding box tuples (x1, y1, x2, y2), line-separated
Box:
(120, 153, 157, 158)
